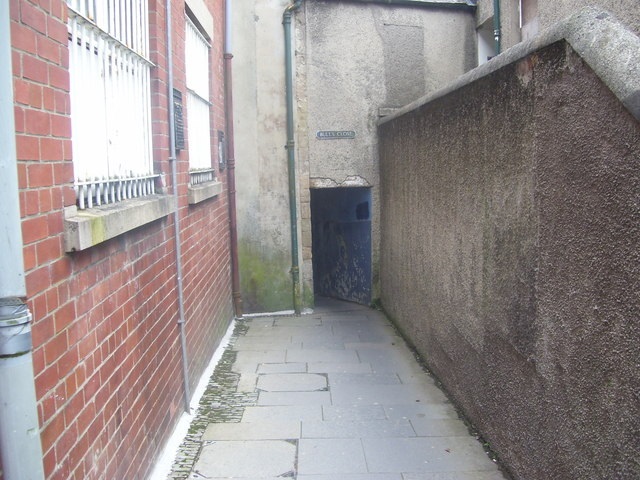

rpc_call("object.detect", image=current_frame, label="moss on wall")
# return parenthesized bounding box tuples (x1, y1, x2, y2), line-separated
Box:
(239, 241, 293, 313)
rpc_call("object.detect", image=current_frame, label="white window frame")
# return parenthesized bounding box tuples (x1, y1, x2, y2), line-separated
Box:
(185, 15, 215, 185)
(67, 1, 157, 210)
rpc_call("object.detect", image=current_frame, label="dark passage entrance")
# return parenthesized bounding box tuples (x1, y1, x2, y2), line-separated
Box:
(310, 187, 372, 305)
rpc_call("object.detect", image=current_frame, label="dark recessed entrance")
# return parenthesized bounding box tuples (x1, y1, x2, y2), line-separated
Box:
(310, 187, 372, 305)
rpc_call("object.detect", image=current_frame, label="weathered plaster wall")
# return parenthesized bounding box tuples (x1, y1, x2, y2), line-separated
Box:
(234, 0, 476, 311)
(233, 0, 296, 312)
(302, 1, 476, 302)
(379, 37, 640, 480)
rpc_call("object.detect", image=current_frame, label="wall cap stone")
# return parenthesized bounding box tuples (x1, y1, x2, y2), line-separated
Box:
(64, 195, 177, 252)
(379, 7, 640, 124)
(187, 180, 223, 205)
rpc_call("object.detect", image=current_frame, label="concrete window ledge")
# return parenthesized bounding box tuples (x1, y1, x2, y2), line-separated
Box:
(188, 180, 223, 205)
(64, 194, 177, 252)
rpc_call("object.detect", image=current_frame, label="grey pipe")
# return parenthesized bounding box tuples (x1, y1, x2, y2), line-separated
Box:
(165, 0, 191, 413)
(493, 0, 502, 53)
(0, 2, 45, 478)
(283, 0, 303, 315)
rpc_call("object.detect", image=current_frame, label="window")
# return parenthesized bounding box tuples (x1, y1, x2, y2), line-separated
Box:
(67, 1, 157, 209)
(185, 15, 215, 185)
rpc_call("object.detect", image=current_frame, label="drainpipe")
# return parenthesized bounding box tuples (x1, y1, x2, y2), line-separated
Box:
(493, 0, 502, 54)
(165, 0, 191, 413)
(283, 0, 303, 315)
(224, 0, 243, 318)
(0, 2, 45, 478)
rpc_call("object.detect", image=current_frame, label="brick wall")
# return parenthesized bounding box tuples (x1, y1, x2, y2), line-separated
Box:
(6, 1, 233, 479)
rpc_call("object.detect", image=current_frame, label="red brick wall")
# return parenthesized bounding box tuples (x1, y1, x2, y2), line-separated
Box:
(7, 1, 233, 479)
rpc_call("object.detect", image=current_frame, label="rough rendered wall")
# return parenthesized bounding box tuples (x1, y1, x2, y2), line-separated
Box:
(379, 42, 639, 479)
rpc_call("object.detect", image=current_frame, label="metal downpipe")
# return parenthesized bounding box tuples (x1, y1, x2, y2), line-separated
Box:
(493, 0, 502, 54)
(166, 0, 191, 413)
(224, 0, 243, 318)
(283, 0, 303, 315)
(0, 1, 45, 478)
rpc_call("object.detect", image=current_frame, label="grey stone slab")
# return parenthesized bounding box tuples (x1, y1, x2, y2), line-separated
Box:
(242, 405, 322, 422)
(232, 350, 287, 373)
(258, 391, 332, 406)
(286, 349, 360, 364)
(384, 404, 459, 421)
(309, 362, 373, 374)
(318, 313, 371, 323)
(191, 440, 295, 478)
(298, 439, 368, 475)
(257, 362, 307, 374)
(328, 373, 401, 386)
(236, 373, 258, 392)
(330, 384, 447, 406)
(292, 333, 362, 345)
(302, 418, 415, 438)
(274, 316, 322, 326)
(402, 472, 506, 480)
(410, 418, 470, 437)
(257, 373, 327, 392)
(300, 339, 348, 349)
(202, 421, 300, 440)
(323, 405, 387, 421)
(233, 337, 302, 350)
(362, 437, 499, 473)
(298, 475, 401, 480)
(356, 347, 427, 375)
(397, 372, 439, 385)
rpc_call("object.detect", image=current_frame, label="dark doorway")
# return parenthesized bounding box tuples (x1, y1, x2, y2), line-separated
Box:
(310, 187, 372, 305)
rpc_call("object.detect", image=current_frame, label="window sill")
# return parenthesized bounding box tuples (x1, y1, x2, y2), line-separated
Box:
(64, 194, 177, 252)
(188, 180, 223, 205)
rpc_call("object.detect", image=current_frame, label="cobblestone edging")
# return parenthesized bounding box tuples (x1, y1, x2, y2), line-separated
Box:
(168, 319, 258, 479)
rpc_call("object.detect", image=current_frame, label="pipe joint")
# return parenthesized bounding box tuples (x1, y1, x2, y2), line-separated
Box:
(0, 298, 33, 357)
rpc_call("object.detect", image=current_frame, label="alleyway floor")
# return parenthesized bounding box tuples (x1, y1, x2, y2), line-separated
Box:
(163, 297, 507, 479)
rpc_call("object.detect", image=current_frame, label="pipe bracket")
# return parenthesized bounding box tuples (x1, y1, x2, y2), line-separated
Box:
(0, 298, 33, 356)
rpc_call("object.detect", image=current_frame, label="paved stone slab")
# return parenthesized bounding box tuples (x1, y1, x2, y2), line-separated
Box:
(257, 373, 327, 392)
(362, 437, 500, 473)
(233, 337, 302, 350)
(232, 350, 286, 373)
(286, 348, 360, 364)
(309, 362, 373, 374)
(258, 391, 331, 406)
(322, 405, 387, 421)
(403, 472, 505, 479)
(257, 362, 307, 373)
(202, 421, 300, 440)
(274, 317, 322, 326)
(328, 373, 401, 386)
(191, 440, 295, 478)
(330, 384, 447, 406)
(302, 418, 415, 438)
(242, 405, 322, 422)
(236, 373, 258, 392)
(410, 418, 470, 437)
(298, 438, 368, 474)
(298, 475, 401, 480)
(384, 404, 459, 421)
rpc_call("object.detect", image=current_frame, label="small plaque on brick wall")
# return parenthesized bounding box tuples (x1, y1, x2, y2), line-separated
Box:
(173, 89, 185, 151)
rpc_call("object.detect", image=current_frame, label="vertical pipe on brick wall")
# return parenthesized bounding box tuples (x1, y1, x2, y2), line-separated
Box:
(283, 0, 303, 315)
(0, 2, 45, 479)
(224, 0, 243, 318)
(166, 0, 191, 413)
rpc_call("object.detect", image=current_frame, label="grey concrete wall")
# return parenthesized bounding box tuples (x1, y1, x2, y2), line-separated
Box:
(378, 18, 640, 480)
(301, 1, 476, 302)
(233, 0, 476, 311)
(232, 0, 297, 313)
(477, 0, 639, 53)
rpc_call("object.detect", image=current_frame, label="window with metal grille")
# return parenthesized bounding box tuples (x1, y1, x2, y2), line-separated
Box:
(185, 15, 215, 185)
(67, 1, 157, 209)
